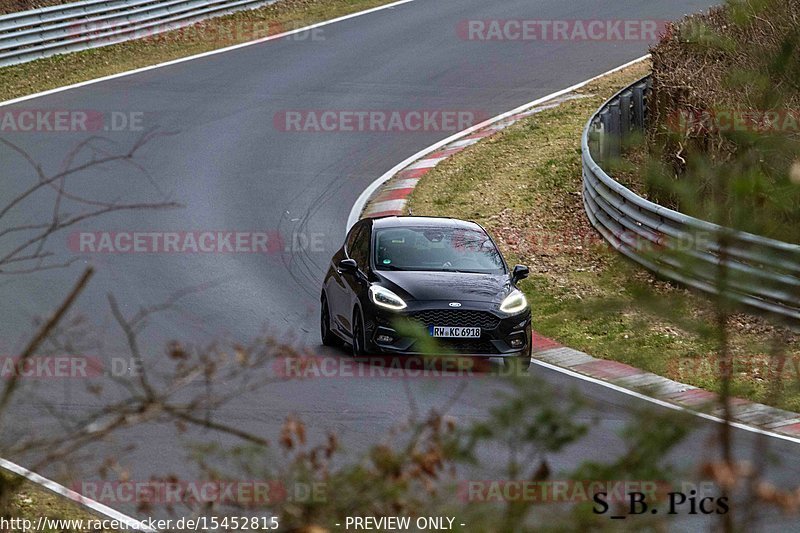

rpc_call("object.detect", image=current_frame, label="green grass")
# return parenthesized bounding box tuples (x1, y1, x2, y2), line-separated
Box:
(0, 0, 398, 101)
(407, 61, 800, 413)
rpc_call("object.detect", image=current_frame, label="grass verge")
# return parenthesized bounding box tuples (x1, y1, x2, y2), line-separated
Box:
(407, 60, 800, 413)
(0, 0, 398, 102)
(1, 470, 116, 531)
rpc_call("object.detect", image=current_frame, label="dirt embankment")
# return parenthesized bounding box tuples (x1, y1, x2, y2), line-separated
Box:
(649, 0, 800, 168)
(0, 0, 77, 15)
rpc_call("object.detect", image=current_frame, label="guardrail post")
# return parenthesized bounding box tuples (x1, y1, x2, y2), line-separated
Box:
(599, 110, 611, 162)
(607, 102, 621, 159)
(632, 84, 645, 130)
(619, 91, 632, 140)
(588, 117, 601, 157)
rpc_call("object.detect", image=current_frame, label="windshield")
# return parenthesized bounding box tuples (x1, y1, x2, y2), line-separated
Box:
(373, 226, 505, 274)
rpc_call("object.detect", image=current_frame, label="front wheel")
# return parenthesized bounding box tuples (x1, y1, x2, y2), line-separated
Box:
(351, 311, 366, 358)
(320, 296, 341, 347)
(503, 348, 531, 374)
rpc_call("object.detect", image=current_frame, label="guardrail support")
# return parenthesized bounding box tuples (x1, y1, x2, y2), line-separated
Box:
(632, 85, 645, 129)
(619, 90, 632, 140)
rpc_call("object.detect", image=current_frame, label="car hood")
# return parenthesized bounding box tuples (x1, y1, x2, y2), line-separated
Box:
(374, 270, 512, 304)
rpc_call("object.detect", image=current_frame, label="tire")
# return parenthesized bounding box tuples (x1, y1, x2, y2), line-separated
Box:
(503, 347, 531, 374)
(320, 296, 341, 347)
(351, 310, 365, 358)
(518, 351, 532, 372)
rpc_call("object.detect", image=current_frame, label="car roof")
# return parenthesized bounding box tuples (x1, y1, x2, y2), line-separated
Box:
(370, 216, 485, 232)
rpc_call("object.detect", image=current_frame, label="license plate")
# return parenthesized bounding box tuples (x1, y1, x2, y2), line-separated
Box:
(429, 326, 481, 338)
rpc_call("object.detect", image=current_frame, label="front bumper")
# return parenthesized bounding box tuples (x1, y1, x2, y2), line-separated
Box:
(362, 302, 531, 358)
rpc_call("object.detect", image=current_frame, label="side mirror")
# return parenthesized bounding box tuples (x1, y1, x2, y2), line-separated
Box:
(512, 264, 529, 282)
(338, 258, 358, 274)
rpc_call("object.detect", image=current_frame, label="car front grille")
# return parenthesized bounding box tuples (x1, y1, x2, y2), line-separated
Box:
(408, 309, 500, 329)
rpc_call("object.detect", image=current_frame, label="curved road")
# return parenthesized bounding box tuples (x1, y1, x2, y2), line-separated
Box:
(2, 0, 797, 530)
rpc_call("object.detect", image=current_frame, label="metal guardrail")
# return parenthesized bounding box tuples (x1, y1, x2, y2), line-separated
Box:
(582, 76, 800, 324)
(0, 0, 275, 67)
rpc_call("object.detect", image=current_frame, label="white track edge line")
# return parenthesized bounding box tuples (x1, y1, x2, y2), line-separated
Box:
(531, 359, 800, 446)
(346, 53, 652, 232)
(0, 456, 157, 531)
(0, 0, 417, 109)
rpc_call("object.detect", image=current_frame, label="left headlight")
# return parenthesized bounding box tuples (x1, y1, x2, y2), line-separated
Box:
(369, 285, 407, 311)
(499, 290, 528, 315)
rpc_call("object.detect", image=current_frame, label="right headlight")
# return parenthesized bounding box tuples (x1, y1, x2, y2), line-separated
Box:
(369, 285, 407, 311)
(499, 290, 528, 315)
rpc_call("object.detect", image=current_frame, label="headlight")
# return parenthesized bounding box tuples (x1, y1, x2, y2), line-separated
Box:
(369, 285, 407, 311)
(499, 290, 528, 314)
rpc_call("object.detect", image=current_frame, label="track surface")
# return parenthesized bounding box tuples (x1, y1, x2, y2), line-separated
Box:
(2, 0, 797, 529)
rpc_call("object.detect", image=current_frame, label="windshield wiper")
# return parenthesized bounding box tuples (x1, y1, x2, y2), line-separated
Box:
(432, 268, 496, 274)
(378, 264, 407, 271)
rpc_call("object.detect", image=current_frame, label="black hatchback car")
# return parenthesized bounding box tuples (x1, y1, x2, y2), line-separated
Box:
(320, 216, 532, 369)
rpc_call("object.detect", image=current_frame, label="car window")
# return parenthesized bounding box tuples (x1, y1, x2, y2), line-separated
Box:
(345, 224, 363, 258)
(375, 227, 505, 274)
(374, 226, 505, 274)
(350, 225, 371, 269)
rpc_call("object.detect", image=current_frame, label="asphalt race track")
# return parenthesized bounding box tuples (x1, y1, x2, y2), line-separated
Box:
(2, 0, 798, 530)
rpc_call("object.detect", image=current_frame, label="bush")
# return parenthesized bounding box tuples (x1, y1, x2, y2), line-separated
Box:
(645, 0, 800, 240)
